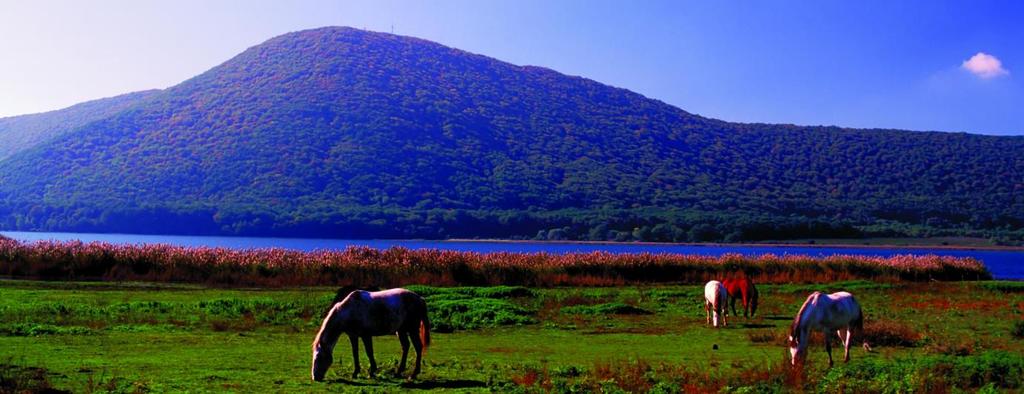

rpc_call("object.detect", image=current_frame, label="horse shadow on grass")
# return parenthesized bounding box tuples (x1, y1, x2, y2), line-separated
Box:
(326, 377, 488, 390)
(401, 378, 488, 390)
(325, 378, 379, 387)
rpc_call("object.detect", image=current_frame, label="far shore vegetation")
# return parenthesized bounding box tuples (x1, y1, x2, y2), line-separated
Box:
(0, 238, 990, 287)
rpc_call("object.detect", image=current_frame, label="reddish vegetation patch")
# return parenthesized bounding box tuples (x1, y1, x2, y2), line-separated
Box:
(926, 338, 976, 356)
(907, 298, 1008, 312)
(510, 369, 551, 391)
(747, 329, 788, 345)
(864, 320, 922, 347)
(592, 359, 660, 393)
(0, 238, 991, 287)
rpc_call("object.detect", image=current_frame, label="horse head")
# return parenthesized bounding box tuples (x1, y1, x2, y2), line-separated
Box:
(788, 334, 806, 365)
(311, 301, 350, 381)
(311, 340, 333, 381)
(788, 292, 820, 365)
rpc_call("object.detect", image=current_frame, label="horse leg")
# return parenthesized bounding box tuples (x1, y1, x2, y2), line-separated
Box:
(840, 329, 852, 362)
(705, 301, 711, 325)
(361, 335, 377, 378)
(730, 295, 738, 317)
(410, 330, 424, 379)
(397, 331, 410, 375)
(743, 291, 750, 318)
(349, 334, 361, 379)
(825, 334, 834, 367)
(720, 303, 727, 327)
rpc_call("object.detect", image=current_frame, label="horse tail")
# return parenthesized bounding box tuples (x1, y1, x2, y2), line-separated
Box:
(419, 300, 431, 351)
(853, 307, 872, 352)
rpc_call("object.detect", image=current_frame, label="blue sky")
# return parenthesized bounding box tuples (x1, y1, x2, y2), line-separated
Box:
(1, 1, 1021, 134)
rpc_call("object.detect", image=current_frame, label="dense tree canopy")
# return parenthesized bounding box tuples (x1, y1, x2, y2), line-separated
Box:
(0, 27, 1022, 242)
(0, 90, 158, 160)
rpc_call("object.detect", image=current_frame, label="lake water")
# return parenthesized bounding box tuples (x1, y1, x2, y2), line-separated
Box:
(2, 231, 1022, 279)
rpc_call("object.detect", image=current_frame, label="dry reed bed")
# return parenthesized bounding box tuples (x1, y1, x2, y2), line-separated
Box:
(0, 239, 991, 287)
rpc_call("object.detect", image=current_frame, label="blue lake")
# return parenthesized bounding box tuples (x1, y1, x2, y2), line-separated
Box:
(2, 231, 1022, 279)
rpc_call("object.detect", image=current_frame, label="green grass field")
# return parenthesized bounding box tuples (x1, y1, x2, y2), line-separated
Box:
(2, 280, 1023, 393)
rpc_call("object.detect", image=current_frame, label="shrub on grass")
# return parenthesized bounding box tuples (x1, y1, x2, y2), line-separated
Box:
(429, 298, 535, 332)
(0, 323, 92, 337)
(818, 358, 922, 393)
(821, 351, 1024, 392)
(0, 362, 65, 393)
(1012, 320, 1024, 339)
(938, 350, 1024, 389)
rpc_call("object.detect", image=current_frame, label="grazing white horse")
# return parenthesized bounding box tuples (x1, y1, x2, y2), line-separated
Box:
(788, 291, 872, 366)
(312, 288, 431, 381)
(704, 280, 728, 328)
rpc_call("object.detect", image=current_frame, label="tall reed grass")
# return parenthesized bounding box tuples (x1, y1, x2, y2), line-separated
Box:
(0, 238, 991, 287)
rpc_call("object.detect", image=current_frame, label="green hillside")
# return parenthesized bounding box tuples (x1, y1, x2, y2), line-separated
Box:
(0, 27, 1022, 242)
(0, 90, 158, 160)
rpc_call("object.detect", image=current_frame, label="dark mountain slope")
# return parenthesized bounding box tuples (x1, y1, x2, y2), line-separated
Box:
(0, 90, 159, 160)
(0, 27, 1021, 241)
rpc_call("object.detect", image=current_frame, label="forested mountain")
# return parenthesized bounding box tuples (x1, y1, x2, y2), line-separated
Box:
(0, 90, 158, 160)
(0, 27, 1022, 242)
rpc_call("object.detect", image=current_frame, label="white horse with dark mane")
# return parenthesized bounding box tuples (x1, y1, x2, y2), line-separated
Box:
(788, 291, 871, 366)
(704, 280, 728, 328)
(312, 288, 431, 381)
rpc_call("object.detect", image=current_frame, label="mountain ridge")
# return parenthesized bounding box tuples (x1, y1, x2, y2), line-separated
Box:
(0, 26, 1021, 242)
(0, 90, 160, 160)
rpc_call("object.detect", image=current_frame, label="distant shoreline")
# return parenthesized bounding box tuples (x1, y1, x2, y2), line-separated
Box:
(445, 238, 1024, 252)
(4, 230, 1022, 252)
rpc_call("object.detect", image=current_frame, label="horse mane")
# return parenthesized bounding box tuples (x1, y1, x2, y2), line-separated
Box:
(312, 303, 338, 351)
(790, 292, 820, 338)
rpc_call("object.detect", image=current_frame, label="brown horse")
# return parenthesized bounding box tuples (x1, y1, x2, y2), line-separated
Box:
(723, 277, 759, 318)
(312, 288, 431, 381)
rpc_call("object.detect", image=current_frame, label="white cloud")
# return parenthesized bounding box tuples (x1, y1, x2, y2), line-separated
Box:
(961, 52, 1009, 79)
